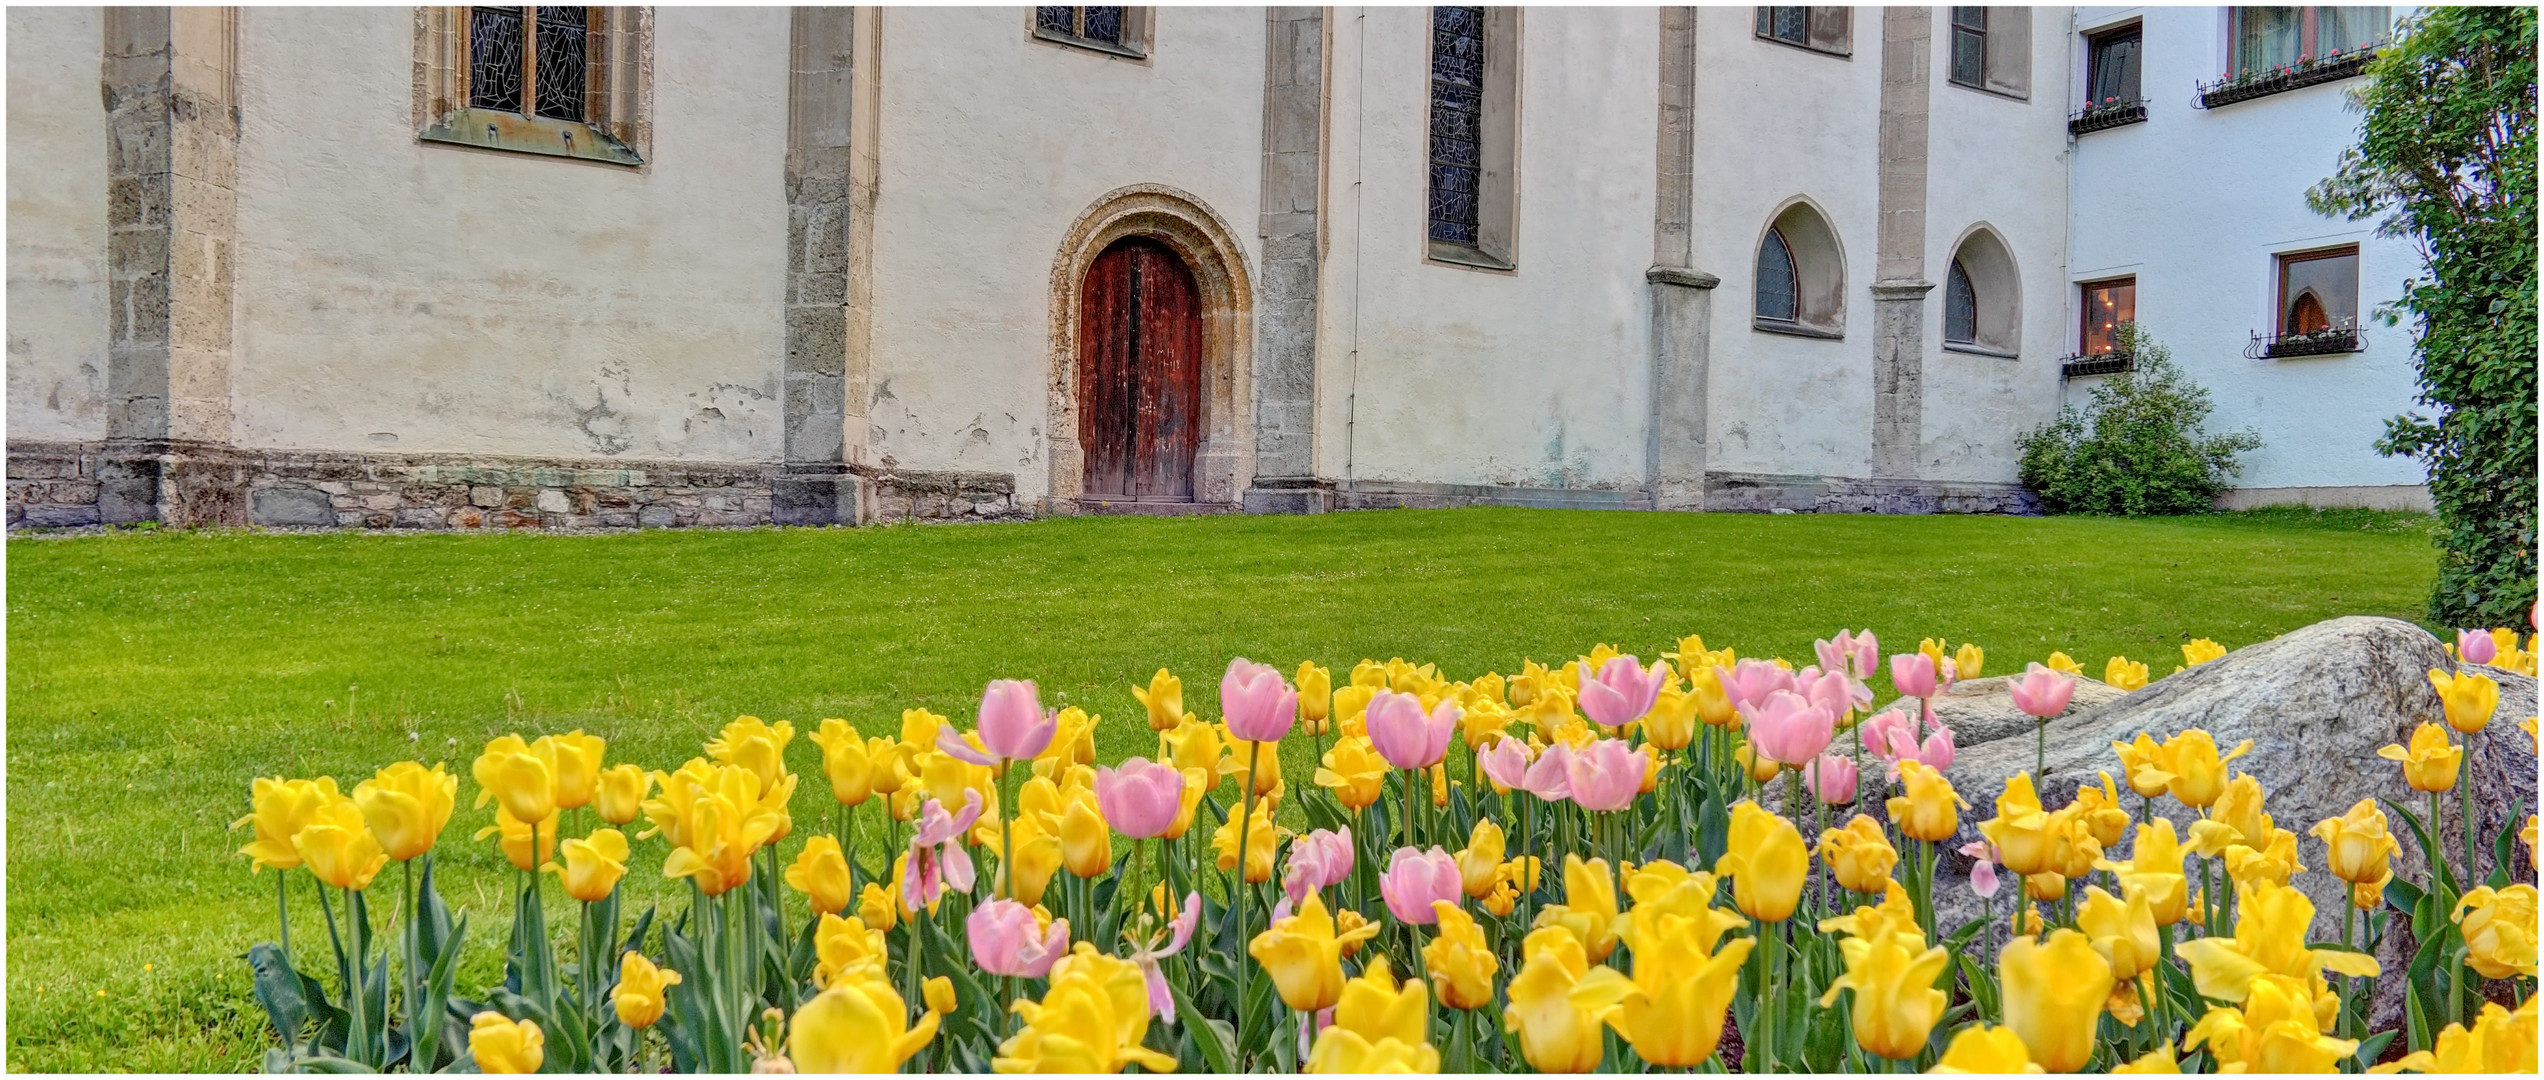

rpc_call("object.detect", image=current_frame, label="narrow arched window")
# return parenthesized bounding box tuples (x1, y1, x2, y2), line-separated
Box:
(1756, 227, 1798, 322)
(1945, 258, 1978, 344)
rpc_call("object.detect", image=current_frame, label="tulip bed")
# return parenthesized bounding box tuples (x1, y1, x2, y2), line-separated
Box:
(4, 507, 2455, 1070)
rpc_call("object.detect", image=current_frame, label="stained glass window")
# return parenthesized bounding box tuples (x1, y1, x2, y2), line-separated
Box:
(1081, 7, 1125, 44)
(534, 8, 589, 122)
(468, 6, 525, 112)
(1945, 259, 1978, 344)
(1427, 6, 1485, 247)
(1756, 228, 1798, 323)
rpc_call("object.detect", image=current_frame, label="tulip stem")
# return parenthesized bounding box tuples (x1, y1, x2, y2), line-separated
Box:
(2458, 736, 2478, 883)
(277, 870, 295, 969)
(1231, 739, 1264, 1058)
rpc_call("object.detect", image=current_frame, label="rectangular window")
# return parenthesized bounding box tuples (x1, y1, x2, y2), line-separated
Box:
(423, 7, 647, 166)
(1950, 8, 1987, 86)
(2086, 23, 2142, 105)
(1033, 6, 1149, 57)
(1949, 7, 2031, 97)
(1754, 7, 1852, 56)
(2277, 246, 2359, 334)
(2232, 7, 2388, 75)
(2079, 277, 2136, 356)
(1427, 6, 1518, 269)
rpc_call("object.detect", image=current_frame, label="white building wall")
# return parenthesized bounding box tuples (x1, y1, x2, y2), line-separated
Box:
(7, 7, 112, 443)
(1921, 11, 2075, 483)
(2067, 5, 2427, 497)
(1687, 10, 1886, 482)
(228, 6, 791, 462)
(1315, 7, 1659, 492)
(863, 7, 1267, 503)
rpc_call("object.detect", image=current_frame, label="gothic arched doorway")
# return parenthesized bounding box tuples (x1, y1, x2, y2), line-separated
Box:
(1078, 237, 1202, 500)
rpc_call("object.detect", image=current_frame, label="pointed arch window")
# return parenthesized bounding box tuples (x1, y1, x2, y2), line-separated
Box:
(1945, 258, 1978, 344)
(1426, 6, 1519, 269)
(1755, 227, 1799, 323)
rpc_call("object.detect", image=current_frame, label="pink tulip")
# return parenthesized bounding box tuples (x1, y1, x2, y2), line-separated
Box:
(1817, 629, 1880, 680)
(1742, 689, 1836, 767)
(2458, 629, 2498, 666)
(905, 792, 983, 912)
(967, 898, 1069, 978)
(1378, 846, 1462, 925)
(1221, 658, 1300, 743)
(1284, 826, 1355, 906)
(1365, 689, 1458, 770)
(1716, 659, 1796, 710)
(1910, 723, 1956, 773)
(1094, 757, 1186, 840)
(1476, 740, 1532, 791)
(1127, 891, 1201, 1022)
(1519, 741, 1574, 802)
(1859, 708, 1916, 760)
(1576, 655, 1667, 727)
(937, 679, 1056, 764)
(2008, 663, 2078, 719)
(1890, 652, 1938, 699)
(1960, 840, 2001, 899)
(1800, 665, 1866, 717)
(1802, 753, 1858, 804)
(1565, 738, 1643, 812)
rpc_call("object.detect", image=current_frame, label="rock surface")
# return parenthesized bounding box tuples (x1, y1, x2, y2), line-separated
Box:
(1917, 673, 2131, 751)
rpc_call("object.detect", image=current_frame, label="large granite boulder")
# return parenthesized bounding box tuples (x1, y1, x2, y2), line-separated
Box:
(1920, 673, 2131, 750)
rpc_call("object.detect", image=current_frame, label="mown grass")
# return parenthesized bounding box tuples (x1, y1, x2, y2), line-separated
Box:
(5, 506, 2435, 1070)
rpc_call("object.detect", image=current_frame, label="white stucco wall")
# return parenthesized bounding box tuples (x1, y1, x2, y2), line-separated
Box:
(1315, 7, 1659, 491)
(863, 7, 1267, 501)
(7, 7, 112, 443)
(1687, 9, 1885, 481)
(229, 6, 790, 462)
(1920, 13, 2074, 482)
(2067, 6, 2426, 493)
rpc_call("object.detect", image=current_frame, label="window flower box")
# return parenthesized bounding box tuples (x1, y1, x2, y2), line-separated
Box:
(2059, 351, 2135, 378)
(2247, 327, 2364, 358)
(2195, 47, 2381, 109)
(2069, 97, 2148, 136)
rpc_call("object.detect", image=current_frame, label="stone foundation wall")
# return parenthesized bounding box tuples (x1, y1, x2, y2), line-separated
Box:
(5, 440, 1023, 530)
(1704, 471, 2041, 515)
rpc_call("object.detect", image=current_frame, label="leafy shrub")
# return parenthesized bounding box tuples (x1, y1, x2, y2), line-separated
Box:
(2308, 6, 2537, 626)
(2017, 325, 2262, 515)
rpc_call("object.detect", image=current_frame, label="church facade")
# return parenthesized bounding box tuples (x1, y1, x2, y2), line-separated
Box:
(5, 6, 2429, 530)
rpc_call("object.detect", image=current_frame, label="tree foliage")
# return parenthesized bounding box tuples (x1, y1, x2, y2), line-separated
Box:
(2018, 325, 2263, 516)
(2308, 6, 2538, 625)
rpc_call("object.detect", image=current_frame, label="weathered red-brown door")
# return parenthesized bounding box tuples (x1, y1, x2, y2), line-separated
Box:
(1078, 237, 1203, 500)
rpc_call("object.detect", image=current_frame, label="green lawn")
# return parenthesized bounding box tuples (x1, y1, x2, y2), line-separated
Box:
(6, 506, 2436, 1071)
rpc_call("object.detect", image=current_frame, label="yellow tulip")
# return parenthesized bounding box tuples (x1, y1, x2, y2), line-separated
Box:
(808, 719, 877, 806)
(785, 835, 854, 915)
(924, 975, 957, 1016)
(1503, 926, 1630, 1073)
(794, 976, 939, 1073)
(2176, 880, 2379, 1003)
(1954, 642, 1986, 679)
(548, 827, 630, 903)
(2109, 732, 2175, 799)
(992, 944, 1175, 1073)
(2111, 1042, 2180, 1073)
(472, 735, 558, 824)
(2044, 651, 2083, 677)
(1888, 760, 1967, 842)
(2309, 800, 2399, 886)
(2000, 928, 2113, 1072)
(2026, 871, 2068, 902)
(813, 912, 891, 989)
(467, 1012, 543, 1074)
(2184, 972, 2357, 1073)
(1213, 795, 1281, 884)
(1597, 900, 1752, 1067)
(2351, 871, 2391, 912)
(594, 764, 651, 826)
(1037, 706, 1099, 775)
(857, 882, 898, 932)
(648, 761, 785, 896)
(1820, 881, 1922, 943)
(2095, 819, 2190, 926)
(1132, 668, 1188, 731)
(1819, 814, 1901, 894)
(992, 809, 1062, 907)
(1307, 1029, 1440, 1073)
(2104, 656, 2150, 692)
(235, 777, 340, 872)
(2078, 885, 2160, 981)
(2073, 772, 2132, 849)
(2377, 721, 2462, 793)
(1532, 854, 1622, 963)
(2181, 638, 2227, 667)
(1250, 893, 1381, 1012)
(1462, 697, 1517, 753)
(1162, 765, 1210, 839)
(1715, 801, 1807, 923)
(1332, 684, 1378, 736)
(2371, 999, 2539, 1075)
(1318, 955, 1432, 1059)
(2429, 668, 2499, 734)
(705, 716, 794, 794)
(1315, 735, 1389, 811)
(1423, 903, 1500, 1010)
(473, 804, 557, 873)
(353, 762, 457, 862)
(2452, 884, 2539, 979)
(2220, 827, 2304, 892)
(1929, 1024, 2044, 1073)
(1456, 819, 1506, 899)
(1733, 742, 1784, 784)
(897, 708, 944, 752)
(1686, 664, 1739, 728)
(1059, 792, 1111, 879)
(2529, 814, 2540, 873)
(1818, 928, 1949, 1061)
(1481, 873, 1519, 918)
(1297, 661, 1334, 732)
(295, 793, 389, 891)
(2206, 773, 2274, 848)
(546, 730, 605, 811)
(1918, 638, 1949, 678)
(1981, 773, 2058, 877)
(2160, 729, 2252, 808)
(1159, 716, 1227, 784)
(611, 951, 680, 1029)
(1223, 725, 1283, 798)
(1642, 683, 1699, 752)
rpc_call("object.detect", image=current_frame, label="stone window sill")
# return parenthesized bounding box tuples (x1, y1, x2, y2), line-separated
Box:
(1427, 240, 1516, 274)
(1032, 28, 1147, 60)
(1754, 318, 1843, 340)
(420, 106, 643, 166)
(1944, 342, 2021, 359)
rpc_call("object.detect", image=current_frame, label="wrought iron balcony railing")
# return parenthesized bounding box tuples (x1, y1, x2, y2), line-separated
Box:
(2247, 327, 2365, 359)
(2069, 99, 2148, 136)
(2195, 48, 2381, 109)
(2059, 351, 2135, 379)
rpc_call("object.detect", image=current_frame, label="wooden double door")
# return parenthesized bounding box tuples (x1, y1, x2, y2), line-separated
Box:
(1078, 237, 1202, 501)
